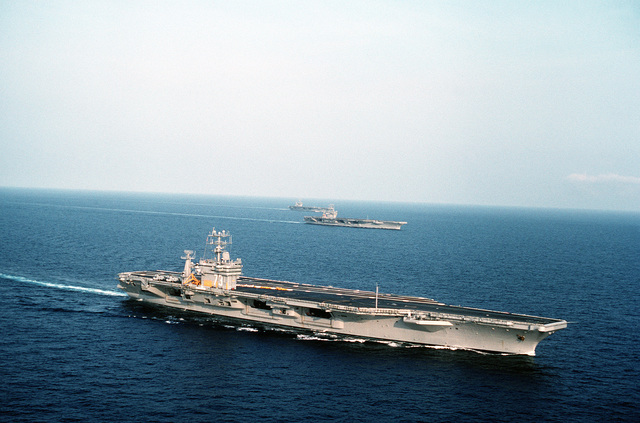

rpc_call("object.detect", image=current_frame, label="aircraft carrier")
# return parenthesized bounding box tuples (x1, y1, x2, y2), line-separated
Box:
(289, 201, 333, 212)
(304, 208, 407, 230)
(117, 228, 566, 355)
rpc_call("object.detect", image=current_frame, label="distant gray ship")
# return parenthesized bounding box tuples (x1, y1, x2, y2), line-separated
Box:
(117, 228, 566, 355)
(304, 208, 407, 230)
(289, 201, 333, 212)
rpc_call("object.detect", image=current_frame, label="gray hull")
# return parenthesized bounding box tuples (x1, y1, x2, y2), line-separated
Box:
(118, 273, 565, 356)
(304, 216, 407, 230)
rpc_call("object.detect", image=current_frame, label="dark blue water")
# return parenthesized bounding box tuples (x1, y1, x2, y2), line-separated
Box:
(1, 188, 638, 422)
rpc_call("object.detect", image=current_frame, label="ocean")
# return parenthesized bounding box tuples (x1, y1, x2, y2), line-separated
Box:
(0, 188, 638, 422)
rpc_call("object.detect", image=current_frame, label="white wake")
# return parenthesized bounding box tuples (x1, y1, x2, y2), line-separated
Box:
(0, 273, 127, 297)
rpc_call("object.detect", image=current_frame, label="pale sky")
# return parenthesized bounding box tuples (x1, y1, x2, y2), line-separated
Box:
(1, 1, 639, 211)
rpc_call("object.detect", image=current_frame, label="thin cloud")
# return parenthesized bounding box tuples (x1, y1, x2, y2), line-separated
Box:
(568, 173, 640, 184)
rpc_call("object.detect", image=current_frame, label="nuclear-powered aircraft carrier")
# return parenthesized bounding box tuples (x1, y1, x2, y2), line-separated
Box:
(117, 228, 566, 355)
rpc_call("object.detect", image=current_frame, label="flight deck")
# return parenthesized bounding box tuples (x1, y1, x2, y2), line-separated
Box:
(236, 276, 559, 325)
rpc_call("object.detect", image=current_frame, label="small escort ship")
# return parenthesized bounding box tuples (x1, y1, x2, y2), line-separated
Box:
(304, 207, 407, 230)
(117, 228, 566, 355)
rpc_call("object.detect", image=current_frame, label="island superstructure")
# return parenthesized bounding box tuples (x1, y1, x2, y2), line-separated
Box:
(117, 228, 566, 356)
(304, 207, 407, 230)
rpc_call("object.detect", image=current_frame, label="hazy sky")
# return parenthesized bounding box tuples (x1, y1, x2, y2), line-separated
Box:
(1, 1, 639, 211)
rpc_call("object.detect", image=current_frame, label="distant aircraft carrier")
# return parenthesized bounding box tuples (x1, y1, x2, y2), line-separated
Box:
(304, 208, 407, 230)
(289, 201, 333, 212)
(118, 228, 566, 355)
